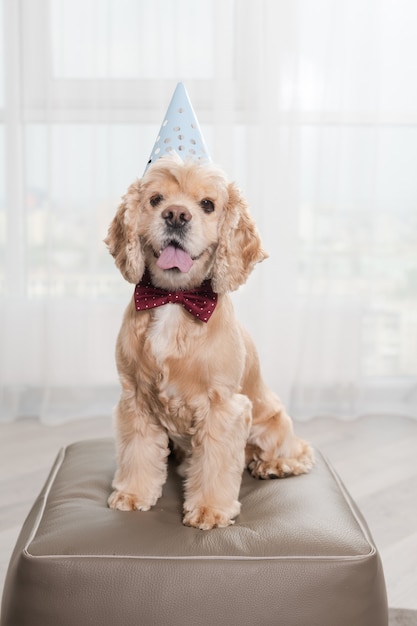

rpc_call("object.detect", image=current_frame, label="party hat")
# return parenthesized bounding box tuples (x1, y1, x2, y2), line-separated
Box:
(144, 82, 211, 173)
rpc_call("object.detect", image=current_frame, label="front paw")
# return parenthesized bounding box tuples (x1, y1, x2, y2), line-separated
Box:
(183, 504, 239, 530)
(249, 445, 315, 479)
(108, 489, 158, 512)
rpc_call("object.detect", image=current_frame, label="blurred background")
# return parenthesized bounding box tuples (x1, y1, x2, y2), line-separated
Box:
(1, 0, 417, 423)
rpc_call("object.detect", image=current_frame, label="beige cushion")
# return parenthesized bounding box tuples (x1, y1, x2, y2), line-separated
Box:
(1, 439, 388, 626)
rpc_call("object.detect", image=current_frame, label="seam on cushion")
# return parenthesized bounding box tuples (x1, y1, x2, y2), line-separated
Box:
(22, 553, 376, 562)
(23, 445, 376, 562)
(319, 451, 375, 557)
(24, 445, 67, 558)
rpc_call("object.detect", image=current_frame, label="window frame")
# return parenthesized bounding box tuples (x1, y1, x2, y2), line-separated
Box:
(20, 0, 237, 124)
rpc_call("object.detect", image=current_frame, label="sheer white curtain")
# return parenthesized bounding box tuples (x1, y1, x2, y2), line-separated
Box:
(1, 0, 417, 423)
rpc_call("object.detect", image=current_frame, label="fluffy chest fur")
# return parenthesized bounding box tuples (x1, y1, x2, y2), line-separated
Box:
(145, 304, 209, 443)
(148, 304, 186, 364)
(129, 298, 245, 448)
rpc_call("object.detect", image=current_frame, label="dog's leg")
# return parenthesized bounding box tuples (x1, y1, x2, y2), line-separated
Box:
(246, 387, 314, 479)
(108, 393, 170, 512)
(182, 393, 252, 530)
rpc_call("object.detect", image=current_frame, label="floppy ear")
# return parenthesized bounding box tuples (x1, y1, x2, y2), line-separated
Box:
(104, 180, 145, 284)
(211, 183, 268, 294)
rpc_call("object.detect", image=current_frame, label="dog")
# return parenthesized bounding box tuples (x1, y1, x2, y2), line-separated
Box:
(105, 154, 314, 530)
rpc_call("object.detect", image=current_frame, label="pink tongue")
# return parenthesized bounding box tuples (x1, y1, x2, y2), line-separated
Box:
(157, 245, 194, 273)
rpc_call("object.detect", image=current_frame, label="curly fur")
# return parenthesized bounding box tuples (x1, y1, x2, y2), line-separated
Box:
(105, 155, 314, 529)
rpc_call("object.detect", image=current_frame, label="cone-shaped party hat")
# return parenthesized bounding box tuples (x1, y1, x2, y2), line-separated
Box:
(144, 82, 211, 173)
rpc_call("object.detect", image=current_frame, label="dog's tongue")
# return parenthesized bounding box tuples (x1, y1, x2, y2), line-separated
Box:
(157, 245, 194, 273)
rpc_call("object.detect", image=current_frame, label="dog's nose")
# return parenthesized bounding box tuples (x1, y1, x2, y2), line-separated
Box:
(161, 205, 192, 227)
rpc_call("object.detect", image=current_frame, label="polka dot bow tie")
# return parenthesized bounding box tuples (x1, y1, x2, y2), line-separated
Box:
(134, 271, 218, 323)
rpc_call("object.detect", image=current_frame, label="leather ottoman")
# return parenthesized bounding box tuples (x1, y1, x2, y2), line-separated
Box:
(1, 439, 388, 626)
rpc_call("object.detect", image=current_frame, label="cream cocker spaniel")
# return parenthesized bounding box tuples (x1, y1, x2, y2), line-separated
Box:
(105, 155, 314, 530)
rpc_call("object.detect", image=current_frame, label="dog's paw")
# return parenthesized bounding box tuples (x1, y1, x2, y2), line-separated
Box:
(183, 505, 237, 530)
(107, 489, 157, 512)
(248, 446, 315, 480)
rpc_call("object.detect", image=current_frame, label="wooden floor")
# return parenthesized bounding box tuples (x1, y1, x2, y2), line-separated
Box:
(0, 414, 416, 611)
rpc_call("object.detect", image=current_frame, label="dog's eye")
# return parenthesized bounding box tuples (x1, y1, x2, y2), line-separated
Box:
(150, 194, 164, 207)
(200, 199, 215, 214)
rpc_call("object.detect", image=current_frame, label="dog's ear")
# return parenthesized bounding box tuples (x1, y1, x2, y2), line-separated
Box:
(211, 182, 268, 294)
(104, 180, 145, 284)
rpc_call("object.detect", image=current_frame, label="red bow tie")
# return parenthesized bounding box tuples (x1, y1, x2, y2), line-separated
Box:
(134, 271, 218, 323)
